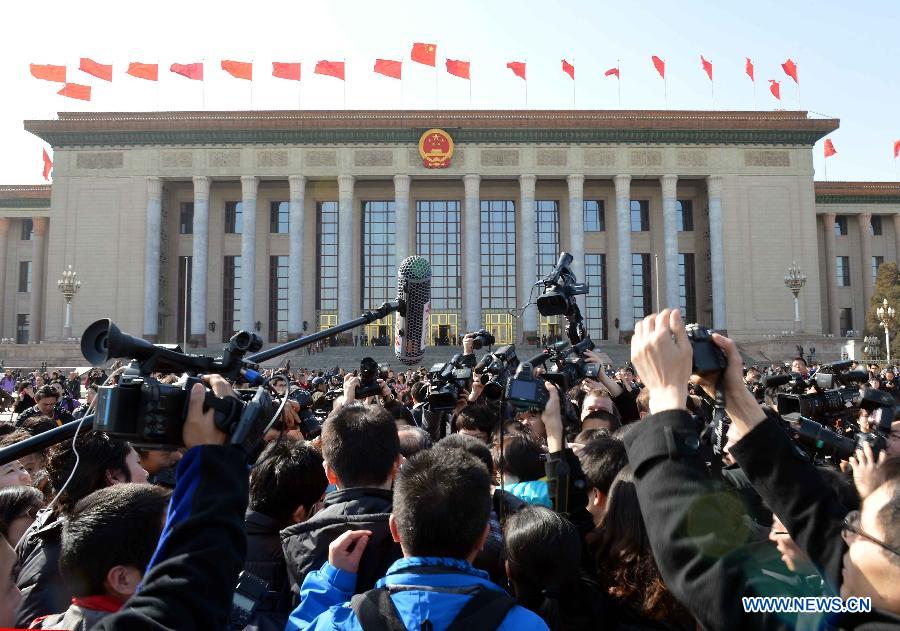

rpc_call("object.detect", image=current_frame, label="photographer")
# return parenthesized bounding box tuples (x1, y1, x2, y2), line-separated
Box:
(16, 385, 74, 427)
(625, 308, 900, 629)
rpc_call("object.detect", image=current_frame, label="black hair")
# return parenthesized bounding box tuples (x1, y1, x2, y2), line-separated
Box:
(60, 484, 170, 597)
(0, 485, 44, 542)
(393, 448, 491, 559)
(436, 433, 494, 475)
(46, 431, 133, 515)
(320, 402, 399, 488)
(34, 385, 58, 401)
(578, 436, 627, 495)
(410, 381, 428, 404)
(582, 410, 622, 433)
(452, 405, 497, 435)
(249, 438, 328, 524)
(0, 423, 16, 438)
(18, 416, 58, 436)
(397, 426, 433, 459)
(499, 435, 545, 483)
(386, 400, 416, 427)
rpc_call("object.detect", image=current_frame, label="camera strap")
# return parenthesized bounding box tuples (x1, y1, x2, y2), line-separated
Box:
(710, 373, 729, 473)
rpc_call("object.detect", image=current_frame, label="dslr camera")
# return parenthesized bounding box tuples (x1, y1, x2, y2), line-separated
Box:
(684, 324, 727, 378)
(356, 356, 388, 398)
(468, 329, 496, 350)
(504, 362, 550, 412)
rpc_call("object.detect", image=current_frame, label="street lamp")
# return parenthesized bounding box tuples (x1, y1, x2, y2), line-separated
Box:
(876, 298, 896, 363)
(863, 335, 882, 360)
(784, 261, 807, 329)
(57, 265, 81, 340)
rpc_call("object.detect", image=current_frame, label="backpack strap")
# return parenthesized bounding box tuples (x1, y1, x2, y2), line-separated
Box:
(446, 587, 517, 631)
(350, 588, 408, 631)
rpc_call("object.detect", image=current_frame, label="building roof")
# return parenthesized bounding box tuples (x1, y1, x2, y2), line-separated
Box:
(24, 109, 839, 148)
(0, 185, 51, 209)
(815, 181, 900, 204)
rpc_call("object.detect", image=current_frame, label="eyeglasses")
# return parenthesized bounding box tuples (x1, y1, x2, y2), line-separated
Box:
(842, 510, 900, 558)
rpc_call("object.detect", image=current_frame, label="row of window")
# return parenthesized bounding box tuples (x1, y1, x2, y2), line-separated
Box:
(834, 215, 886, 236)
(836, 256, 885, 286)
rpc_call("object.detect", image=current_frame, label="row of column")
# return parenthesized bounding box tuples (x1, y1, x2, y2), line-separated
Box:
(141, 174, 728, 344)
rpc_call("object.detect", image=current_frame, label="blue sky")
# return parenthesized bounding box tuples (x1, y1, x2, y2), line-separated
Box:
(2, 0, 899, 183)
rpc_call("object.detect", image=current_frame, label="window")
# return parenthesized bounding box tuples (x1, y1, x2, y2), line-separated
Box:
(480, 200, 516, 311)
(872, 256, 884, 284)
(679, 253, 697, 323)
(222, 256, 241, 341)
(270, 201, 289, 234)
(584, 254, 607, 340)
(836, 256, 851, 286)
(630, 200, 649, 232)
(179, 202, 194, 235)
(535, 201, 560, 280)
(871, 215, 883, 236)
(834, 215, 848, 236)
(676, 200, 694, 232)
(225, 201, 243, 234)
(632, 253, 652, 321)
(18, 261, 32, 293)
(316, 202, 339, 313)
(362, 201, 396, 311)
(269, 256, 289, 342)
(584, 200, 605, 232)
(16, 314, 29, 344)
(20, 218, 32, 240)
(839, 308, 853, 336)
(176, 257, 192, 344)
(416, 201, 461, 311)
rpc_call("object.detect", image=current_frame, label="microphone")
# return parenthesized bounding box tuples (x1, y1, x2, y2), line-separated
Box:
(544, 252, 574, 285)
(394, 256, 432, 366)
(760, 373, 794, 389)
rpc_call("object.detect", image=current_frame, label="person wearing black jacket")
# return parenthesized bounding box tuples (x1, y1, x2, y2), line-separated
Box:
(625, 308, 900, 630)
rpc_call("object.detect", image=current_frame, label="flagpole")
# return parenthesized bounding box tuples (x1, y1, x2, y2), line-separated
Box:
(524, 57, 528, 108)
(753, 79, 757, 111)
(435, 65, 439, 109)
(250, 59, 254, 111)
(573, 57, 576, 109)
(343, 57, 347, 109)
(824, 155, 828, 181)
(617, 58, 621, 108)
(202, 57, 206, 110)
(664, 76, 668, 110)
(468, 77, 472, 107)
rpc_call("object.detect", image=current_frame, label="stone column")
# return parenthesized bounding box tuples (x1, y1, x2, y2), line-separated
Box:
(661, 174, 679, 310)
(189, 176, 210, 347)
(858, 213, 874, 310)
(143, 177, 162, 341)
(894, 214, 900, 265)
(288, 175, 306, 339)
(518, 174, 538, 341)
(0, 219, 8, 338)
(706, 176, 727, 331)
(239, 176, 258, 332)
(822, 212, 839, 335)
(29, 217, 48, 344)
(566, 174, 586, 312)
(614, 175, 632, 341)
(337, 175, 355, 327)
(463, 174, 481, 332)
(393, 175, 411, 264)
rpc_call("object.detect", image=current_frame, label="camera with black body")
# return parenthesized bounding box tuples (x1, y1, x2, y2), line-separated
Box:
(504, 362, 551, 412)
(468, 329, 496, 350)
(426, 354, 473, 411)
(776, 360, 870, 425)
(356, 356, 388, 398)
(684, 324, 728, 378)
(286, 388, 323, 438)
(536, 253, 589, 317)
(476, 344, 518, 400)
(541, 339, 599, 391)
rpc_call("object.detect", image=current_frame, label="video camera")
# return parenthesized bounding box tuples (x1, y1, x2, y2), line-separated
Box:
(776, 360, 870, 425)
(536, 252, 589, 344)
(469, 329, 496, 350)
(475, 344, 518, 400)
(504, 339, 598, 411)
(426, 354, 473, 412)
(356, 356, 388, 398)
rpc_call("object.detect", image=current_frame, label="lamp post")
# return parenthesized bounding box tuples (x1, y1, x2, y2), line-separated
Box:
(876, 298, 896, 363)
(56, 265, 81, 340)
(863, 335, 882, 361)
(784, 261, 807, 330)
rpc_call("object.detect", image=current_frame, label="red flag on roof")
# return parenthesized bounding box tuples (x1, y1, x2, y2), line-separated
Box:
(171, 63, 203, 80)
(604, 67, 619, 78)
(79, 58, 112, 81)
(769, 79, 781, 100)
(561, 59, 574, 80)
(446, 59, 470, 79)
(374, 59, 402, 79)
(315, 60, 345, 80)
(782, 58, 798, 83)
(411, 43, 437, 66)
(221, 60, 252, 80)
(30, 64, 66, 82)
(745, 57, 755, 82)
(127, 62, 158, 81)
(652, 55, 665, 79)
(506, 61, 526, 80)
(42, 148, 53, 181)
(272, 62, 300, 81)
(701, 55, 713, 81)
(894, 140, 900, 159)
(824, 139, 837, 158)
(57, 83, 91, 101)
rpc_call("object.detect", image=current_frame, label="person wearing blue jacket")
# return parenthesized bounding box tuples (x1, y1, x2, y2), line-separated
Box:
(287, 447, 549, 631)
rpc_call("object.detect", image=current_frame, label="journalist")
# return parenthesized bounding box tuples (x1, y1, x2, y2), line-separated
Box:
(625, 308, 900, 630)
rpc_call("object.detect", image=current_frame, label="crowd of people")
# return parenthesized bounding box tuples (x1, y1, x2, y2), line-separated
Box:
(0, 310, 899, 630)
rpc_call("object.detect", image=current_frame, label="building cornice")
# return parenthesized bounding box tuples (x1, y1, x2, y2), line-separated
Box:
(24, 109, 839, 148)
(815, 182, 900, 204)
(0, 185, 51, 208)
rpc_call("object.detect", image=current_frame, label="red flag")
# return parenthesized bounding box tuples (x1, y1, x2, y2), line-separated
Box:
(221, 60, 252, 80)
(824, 139, 837, 158)
(506, 61, 526, 80)
(79, 58, 112, 81)
(315, 60, 345, 80)
(170, 63, 204, 80)
(411, 43, 437, 66)
(30, 64, 66, 82)
(604, 67, 619, 78)
(446, 59, 470, 79)
(57, 83, 91, 101)
(769, 80, 781, 100)
(700, 55, 713, 81)
(652, 55, 665, 79)
(894, 139, 900, 159)
(374, 59, 402, 79)
(127, 62, 158, 81)
(745, 57, 755, 82)
(782, 58, 798, 83)
(272, 62, 301, 81)
(561, 59, 574, 80)
(42, 148, 53, 181)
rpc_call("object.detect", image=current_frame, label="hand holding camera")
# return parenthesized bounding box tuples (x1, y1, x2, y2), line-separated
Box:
(630, 309, 693, 414)
(184, 375, 233, 447)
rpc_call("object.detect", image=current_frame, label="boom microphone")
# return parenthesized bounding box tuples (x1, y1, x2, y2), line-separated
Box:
(395, 256, 432, 366)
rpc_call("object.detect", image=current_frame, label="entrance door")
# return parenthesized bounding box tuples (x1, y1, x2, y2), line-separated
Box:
(484, 312, 514, 344)
(364, 314, 393, 346)
(429, 313, 459, 346)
